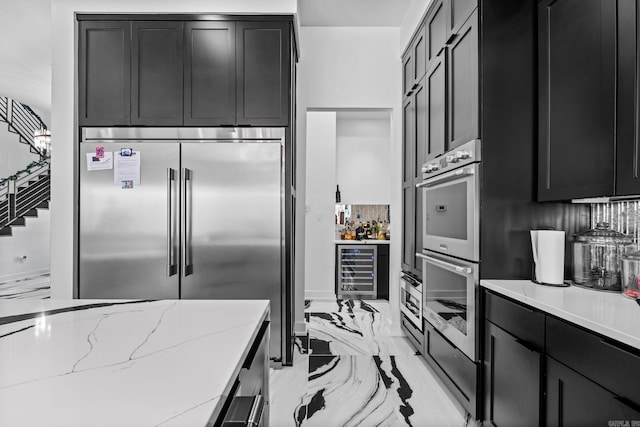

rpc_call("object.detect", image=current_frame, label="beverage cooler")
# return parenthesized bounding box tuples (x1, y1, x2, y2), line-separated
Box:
(336, 244, 378, 299)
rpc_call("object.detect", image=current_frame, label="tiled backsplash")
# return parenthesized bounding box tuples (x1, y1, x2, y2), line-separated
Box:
(591, 201, 640, 243)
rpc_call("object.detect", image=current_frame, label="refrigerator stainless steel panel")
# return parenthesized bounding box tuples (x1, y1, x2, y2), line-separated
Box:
(181, 142, 283, 358)
(79, 142, 180, 299)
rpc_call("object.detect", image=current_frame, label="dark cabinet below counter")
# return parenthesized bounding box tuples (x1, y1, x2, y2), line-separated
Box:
(482, 289, 640, 425)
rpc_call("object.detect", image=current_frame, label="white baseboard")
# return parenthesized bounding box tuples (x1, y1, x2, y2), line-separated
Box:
(0, 268, 50, 284)
(304, 290, 336, 300)
(294, 320, 308, 336)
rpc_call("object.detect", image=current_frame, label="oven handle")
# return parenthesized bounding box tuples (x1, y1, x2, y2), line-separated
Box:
(416, 252, 473, 275)
(416, 167, 475, 188)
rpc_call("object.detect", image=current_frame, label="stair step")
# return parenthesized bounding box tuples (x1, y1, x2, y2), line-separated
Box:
(0, 227, 11, 236)
(23, 209, 38, 217)
(36, 201, 49, 209)
(11, 217, 25, 226)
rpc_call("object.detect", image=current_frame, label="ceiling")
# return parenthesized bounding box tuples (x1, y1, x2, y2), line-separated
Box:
(0, 0, 412, 124)
(298, 0, 412, 27)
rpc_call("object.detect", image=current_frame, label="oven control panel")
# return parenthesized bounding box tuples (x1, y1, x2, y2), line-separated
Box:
(421, 139, 481, 178)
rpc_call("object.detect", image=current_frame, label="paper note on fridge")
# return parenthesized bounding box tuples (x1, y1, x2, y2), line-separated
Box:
(114, 151, 141, 186)
(86, 151, 113, 171)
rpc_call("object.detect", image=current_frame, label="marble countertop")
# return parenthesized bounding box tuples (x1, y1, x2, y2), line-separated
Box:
(334, 239, 391, 244)
(0, 299, 269, 427)
(481, 280, 640, 350)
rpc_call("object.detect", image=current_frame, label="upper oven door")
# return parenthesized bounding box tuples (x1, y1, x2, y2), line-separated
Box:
(419, 163, 479, 262)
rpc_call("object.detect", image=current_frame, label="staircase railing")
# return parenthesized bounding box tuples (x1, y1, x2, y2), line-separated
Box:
(0, 96, 43, 154)
(0, 158, 50, 230)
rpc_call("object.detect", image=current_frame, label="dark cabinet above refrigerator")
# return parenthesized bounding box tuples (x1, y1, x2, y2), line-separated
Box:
(78, 15, 293, 127)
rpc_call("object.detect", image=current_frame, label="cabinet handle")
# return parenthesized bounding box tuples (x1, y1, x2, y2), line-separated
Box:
(446, 32, 458, 44)
(614, 395, 640, 414)
(600, 338, 640, 359)
(166, 168, 177, 277)
(412, 83, 420, 90)
(183, 168, 193, 276)
(515, 338, 540, 353)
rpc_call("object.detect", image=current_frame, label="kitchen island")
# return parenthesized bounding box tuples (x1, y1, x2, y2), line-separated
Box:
(0, 299, 270, 426)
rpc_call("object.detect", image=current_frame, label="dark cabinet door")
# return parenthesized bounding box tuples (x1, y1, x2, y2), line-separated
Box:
(547, 357, 640, 425)
(236, 21, 290, 126)
(402, 96, 415, 272)
(402, 185, 414, 272)
(414, 83, 427, 179)
(413, 185, 423, 274)
(484, 321, 542, 427)
(131, 22, 183, 126)
(184, 22, 236, 126)
(615, 0, 639, 195)
(445, 0, 477, 42)
(538, 0, 616, 201)
(426, 54, 446, 161)
(413, 26, 427, 85)
(78, 21, 131, 126)
(447, 9, 479, 150)
(426, 0, 446, 66)
(403, 52, 414, 98)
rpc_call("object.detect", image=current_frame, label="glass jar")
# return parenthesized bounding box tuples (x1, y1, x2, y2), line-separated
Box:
(572, 222, 635, 291)
(621, 251, 640, 299)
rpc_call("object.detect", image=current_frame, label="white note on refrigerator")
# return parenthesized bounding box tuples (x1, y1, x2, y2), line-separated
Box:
(114, 151, 141, 186)
(86, 152, 113, 171)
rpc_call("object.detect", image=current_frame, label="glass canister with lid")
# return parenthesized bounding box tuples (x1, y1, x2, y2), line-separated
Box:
(572, 222, 636, 291)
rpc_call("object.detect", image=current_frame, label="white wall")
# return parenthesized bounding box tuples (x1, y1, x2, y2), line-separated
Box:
(303, 111, 337, 299)
(400, 0, 433, 52)
(336, 111, 391, 205)
(50, 0, 297, 298)
(0, 208, 50, 282)
(296, 26, 403, 333)
(0, 128, 40, 179)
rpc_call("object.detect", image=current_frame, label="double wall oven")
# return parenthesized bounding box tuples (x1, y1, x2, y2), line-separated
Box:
(416, 139, 481, 360)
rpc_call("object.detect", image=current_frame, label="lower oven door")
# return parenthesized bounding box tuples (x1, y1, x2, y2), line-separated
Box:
(400, 274, 422, 331)
(418, 251, 478, 360)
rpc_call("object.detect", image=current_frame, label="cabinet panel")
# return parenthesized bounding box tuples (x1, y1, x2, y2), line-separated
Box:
(403, 97, 415, 182)
(484, 321, 541, 427)
(236, 22, 290, 126)
(615, 0, 640, 195)
(426, 55, 446, 161)
(402, 185, 414, 272)
(403, 53, 414, 98)
(413, 26, 427, 84)
(446, 0, 477, 42)
(546, 357, 640, 425)
(427, 0, 446, 64)
(413, 185, 423, 274)
(538, 0, 616, 201)
(131, 22, 183, 125)
(78, 21, 131, 126)
(184, 21, 236, 126)
(485, 291, 544, 351)
(447, 9, 479, 150)
(414, 83, 427, 179)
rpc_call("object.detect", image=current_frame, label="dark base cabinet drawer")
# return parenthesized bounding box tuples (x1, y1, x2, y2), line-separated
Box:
(485, 291, 544, 351)
(547, 357, 640, 425)
(424, 319, 477, 416)
(401, 313, 423, 352)
(546, 316, 640, 409)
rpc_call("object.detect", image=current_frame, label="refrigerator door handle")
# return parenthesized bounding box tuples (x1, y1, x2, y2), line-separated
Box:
(167, 168, 177, 277)
(183, 167, 193, 276)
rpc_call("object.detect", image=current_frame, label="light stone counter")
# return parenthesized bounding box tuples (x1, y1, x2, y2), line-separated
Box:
(0, 299, 269, 426)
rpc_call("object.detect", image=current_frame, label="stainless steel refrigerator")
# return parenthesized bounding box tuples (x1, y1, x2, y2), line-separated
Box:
(78, 127, 289, 364)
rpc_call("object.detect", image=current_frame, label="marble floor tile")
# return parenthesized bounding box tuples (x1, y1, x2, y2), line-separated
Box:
(305, 299, 352, 313)
(348, 299, 391, 316)
(307, 312, 370, 356)
(0, 274, 50, 299)
(356, 313, 418, 356)
(270, 351, 309, 427)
